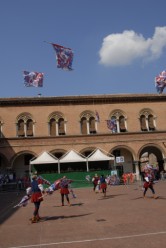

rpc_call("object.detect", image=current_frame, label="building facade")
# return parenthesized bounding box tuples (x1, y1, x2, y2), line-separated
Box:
(0, 93, 166, 179)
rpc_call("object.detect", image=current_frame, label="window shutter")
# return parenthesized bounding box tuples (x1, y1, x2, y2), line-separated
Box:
(81, 117, 87, 134)
(26, 119, 33, 136)
(18, 119, 25, 136)
(119, 116, 126, 132)
(89, 117, 96, 133)
(148, 115, 155, 130)
(50, 118, 56, 136)
(58, 118, 65, 135)
(140, 115, 147, 131)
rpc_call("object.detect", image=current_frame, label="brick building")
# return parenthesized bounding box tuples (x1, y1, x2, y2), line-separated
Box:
(0, 93, 166, 179)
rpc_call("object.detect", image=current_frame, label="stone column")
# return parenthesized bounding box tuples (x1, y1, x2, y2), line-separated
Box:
(87, 120, 90, 134)
(133, 161, 141, 181)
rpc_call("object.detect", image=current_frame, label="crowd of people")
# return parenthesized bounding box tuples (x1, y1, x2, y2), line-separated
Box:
(91, 164, 159, 200)
(0, 172, 30, 190)
(13, 163, 161, 223)
(91, 172, 136, 192)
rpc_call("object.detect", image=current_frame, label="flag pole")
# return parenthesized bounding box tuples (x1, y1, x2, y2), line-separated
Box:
(44, 41, 73, 50)
(43, 41, 52, 45)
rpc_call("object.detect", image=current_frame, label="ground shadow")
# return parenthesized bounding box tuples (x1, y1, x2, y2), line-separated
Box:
(131, 196, 165, 200)
(42, 212, 93, 221)
(98, 193, 127, 200)
(53, 202, 84, 207)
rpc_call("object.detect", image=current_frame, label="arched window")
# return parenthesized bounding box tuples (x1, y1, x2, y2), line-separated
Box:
(108, 111, 127, 133)
(48, 112, 66, 136)
(139, 110, 156, 132)
(16, 113, 34, 137)
(80, 111, 97, 135)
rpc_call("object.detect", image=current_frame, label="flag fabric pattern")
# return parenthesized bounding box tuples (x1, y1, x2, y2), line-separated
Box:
(52, 43, 74, 70)
(13, 195, 30, 208)
(37, 176, 51, 186)
(107, 119, 117, 133)
(155, 70, 166, 94)
(23, 71, 44, 87)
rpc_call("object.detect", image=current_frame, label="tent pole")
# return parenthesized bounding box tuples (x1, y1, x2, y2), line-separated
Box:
(86, 159, 89, 172)
(58, 161, 60, 174)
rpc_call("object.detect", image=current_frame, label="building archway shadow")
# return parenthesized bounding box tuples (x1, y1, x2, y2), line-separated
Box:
(0, 190, 25, 225)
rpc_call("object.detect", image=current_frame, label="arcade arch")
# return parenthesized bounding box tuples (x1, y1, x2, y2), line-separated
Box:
(111, 146, 135, 176)
(11, 151, 34, 178)
(138, 144, 165, 176)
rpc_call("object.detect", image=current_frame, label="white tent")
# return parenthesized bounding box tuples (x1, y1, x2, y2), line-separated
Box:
(87, 148, 115, 172)
(30, 151, 59, 164)
(59, 150, 86, 163)
(30, 151, 60, 173)
(59, 150, 88, 172)
(87, 148, 114, 161)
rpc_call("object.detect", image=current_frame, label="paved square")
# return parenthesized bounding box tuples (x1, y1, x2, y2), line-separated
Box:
(0, 181, 166, 248)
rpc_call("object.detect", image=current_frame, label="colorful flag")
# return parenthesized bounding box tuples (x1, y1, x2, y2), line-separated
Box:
(155, 70, 166, 94)
(107, 119, 117, 133)
(37, 176, 51, 186)
(70, 188, 77, 198)
(13, 195, 30, 208)
(52, 43, 74, 70)
(23, 71, 44, 87)
(95, 111, 100, 122)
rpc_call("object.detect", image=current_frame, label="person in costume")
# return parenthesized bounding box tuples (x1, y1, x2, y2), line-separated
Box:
(59, 176, 72, 206)
(122, 173, 127, 185)
(92, 174, 99, 191)
(30, 175, 44, 223)
(100, 175, 107, 197)
(143, 166, 157, 199)
(33, 171, 51, 186)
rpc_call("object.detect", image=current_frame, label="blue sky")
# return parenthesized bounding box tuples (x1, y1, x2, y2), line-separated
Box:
(0, 0, 166, 98)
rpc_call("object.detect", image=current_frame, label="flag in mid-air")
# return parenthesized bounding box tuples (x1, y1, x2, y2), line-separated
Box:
(106, 119, 117, 133)
(23, 71, 44, 87)
(52, 43, 74, 70)
(13, 195, 30, 208)
(155, 70, 166, 94)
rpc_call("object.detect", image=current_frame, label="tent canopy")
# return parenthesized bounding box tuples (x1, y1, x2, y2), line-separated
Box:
(59, 149, 86, 163)
(30, 151, 59, 165)
(87, 148, 114, 161)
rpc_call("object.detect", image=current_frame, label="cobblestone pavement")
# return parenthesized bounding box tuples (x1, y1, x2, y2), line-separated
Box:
(0, 181, 166, 248)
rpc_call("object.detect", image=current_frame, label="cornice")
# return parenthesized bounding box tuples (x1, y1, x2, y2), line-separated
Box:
(0, 93, 165, 106)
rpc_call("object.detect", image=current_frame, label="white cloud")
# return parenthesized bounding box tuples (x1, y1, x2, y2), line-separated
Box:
(99, 27, 166, 66)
